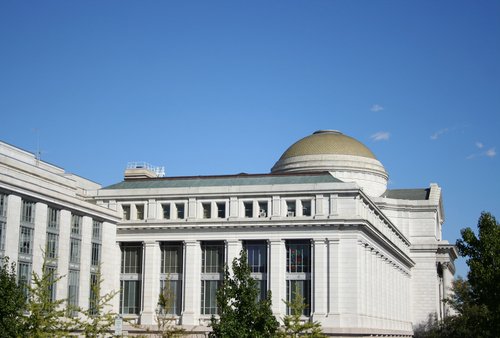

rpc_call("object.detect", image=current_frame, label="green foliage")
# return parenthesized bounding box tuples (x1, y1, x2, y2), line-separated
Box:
(416, 212, 500, 338)
(278, 286, 325, 338)
(156, 278, 186, 338)
(210, 250, 279, 338)
(73, 267, 118, 337)
(23, 256, 71, 337)
(0, 256, 27, 338)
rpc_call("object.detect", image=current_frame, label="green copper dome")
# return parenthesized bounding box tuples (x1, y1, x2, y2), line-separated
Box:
(278, 130, 376, 160)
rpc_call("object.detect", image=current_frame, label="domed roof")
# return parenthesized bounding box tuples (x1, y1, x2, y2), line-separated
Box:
(278, 130, 376, 161)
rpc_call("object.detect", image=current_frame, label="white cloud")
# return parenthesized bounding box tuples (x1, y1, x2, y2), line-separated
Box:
(466, 146, 496, 160)
(430, 128, 449, 140)
(371, 131, 390, 141)
(476, 142, 484, 149)
(370, 104, 384, 112)
(486, 148, 496, 157)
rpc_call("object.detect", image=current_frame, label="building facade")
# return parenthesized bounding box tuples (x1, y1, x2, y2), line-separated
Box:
(0, 130, 456, 337)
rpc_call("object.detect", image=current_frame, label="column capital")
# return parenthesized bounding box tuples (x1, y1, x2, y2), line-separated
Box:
(312, 238, 327, 245)
(184, 240, 199, 246)
(143, 240, 160, 247)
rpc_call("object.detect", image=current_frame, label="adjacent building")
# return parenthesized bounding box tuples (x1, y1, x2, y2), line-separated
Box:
(0, 130, 457, 337)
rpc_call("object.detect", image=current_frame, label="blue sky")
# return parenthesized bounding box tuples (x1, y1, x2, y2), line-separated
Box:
(1, 1, 499, 277)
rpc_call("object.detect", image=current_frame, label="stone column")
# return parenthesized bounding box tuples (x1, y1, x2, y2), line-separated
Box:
(4, 194, 21, 262)
(141, 241, 161, 324)
(269, 239, 285, 318)
(328, 237, 340, 326)
(101, 222, 118, 313)
(312, 239, 328, 322)
(32, 202, 48, 276)
(181, 240, 201, 325)
(78, 216, 93, 310)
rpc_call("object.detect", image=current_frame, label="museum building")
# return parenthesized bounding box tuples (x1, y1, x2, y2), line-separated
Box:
(0, 130, 457, 337)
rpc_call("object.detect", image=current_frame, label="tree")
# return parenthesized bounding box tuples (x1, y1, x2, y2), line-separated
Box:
(453, 211, 500, 336)
(416, 212, 500, 338)
(0, 256, 27, 337)
(74, 267, 118, 337)
(210, 250, 279, 338)
(22, 256, 72, 337)
(156, 278, 186, 337)
(278, 286, 325, 338)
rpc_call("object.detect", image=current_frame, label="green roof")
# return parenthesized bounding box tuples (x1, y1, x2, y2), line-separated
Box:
(103, 172, 342, 190)
(382, 189, 430, 200)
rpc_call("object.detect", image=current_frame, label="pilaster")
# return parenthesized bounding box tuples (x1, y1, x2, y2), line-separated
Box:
(141, 241, 161, 324)
(312, 239, 328, 321)
(32, 202, 47, 276)
(181, 240, 200, 325)
(78, 216, 92, 310)
(269, 239, 285, 317)
(5, 194, 21, 262)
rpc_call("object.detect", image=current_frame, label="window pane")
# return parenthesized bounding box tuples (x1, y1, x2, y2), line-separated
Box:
(92, 220, 102, 240)
(46, 232, 58, 259)
(0, 221, 6, 252)
(176, 203, 184, 219)
(201, 280, 220, 315)
(161, 243, 182, 274)
(47, 207, 59, 229)
(19, 226, 33, 254)
(246, 242, 267, 273)
(202, 243, 224, 273)
(91, 243, 101, 266)
(160, 280, 182, 315)
(68, 270, 80, 316)
(70, 238, 81, 264)
(287, 280, 311, 316)
(0, 193, 7, 217)
(120, 280, 141, 314)
(286, 242, 310, 273)
(121, 243, 142, 274)
(71, 215, 81, 235)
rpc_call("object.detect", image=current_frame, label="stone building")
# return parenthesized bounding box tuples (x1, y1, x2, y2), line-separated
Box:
(0, 130, 457, 336)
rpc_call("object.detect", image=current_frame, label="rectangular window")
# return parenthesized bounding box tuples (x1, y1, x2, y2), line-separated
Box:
(302, 200, 312, 217)
(47, 207, 59, 230)
(0, 221, 6, 252)
(120, 242, 143, 315)
(68, 270, 80, 316)
(121, 243, 143, 274)
(92, 220, 102, 240)
(201, 242, 224, 315)
(201, 242, 224, 274)
(286, 280, 311, 316)
(176, 203, 185, 219)
(160, 242, 183, 315)
(45, 265, 57, 302)
(46, 232, 59, 259)
(136, 205, 144, 220)
(245, 241, 268, 301)
(89, 273, 98, 316)
(160, 279, 182, 316)
(161, 243, 183, 274)
(122, 205, 131, 220)
(70, 238, 81, 264)
(258, 201, 268, 218)
(120, 280, 141, 315)
(286, 240, 311, 316)
(201, 280, 220, 315)
(19, 226, 33, 255)
(286, 201, 296, 217)
(216, 202, 225, 218)
(162, 203, 170, 219)
(286, 241, 311, 273)
(202, 203, 210, 219)
(0, 193, 7, 217)
(18, 262, 31, 297)
(91, 243, 101, 267)
(71, 215, 82, 236)
(244, 202, 253, 218)
(21, 200, 35, 223)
